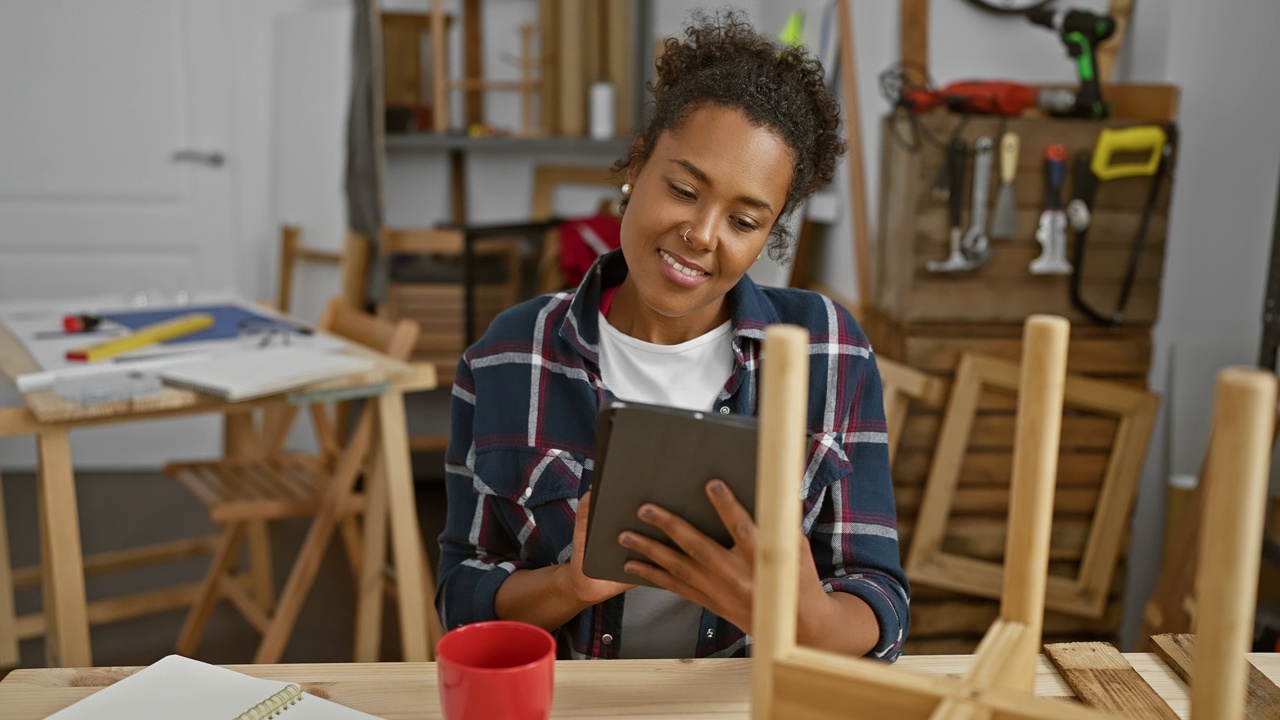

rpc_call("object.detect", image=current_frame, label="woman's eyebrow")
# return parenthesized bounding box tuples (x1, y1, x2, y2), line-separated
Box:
(670, 158, 775, 213)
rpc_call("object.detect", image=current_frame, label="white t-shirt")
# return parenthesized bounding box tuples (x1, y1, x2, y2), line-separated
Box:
(598, 310, 734, 659)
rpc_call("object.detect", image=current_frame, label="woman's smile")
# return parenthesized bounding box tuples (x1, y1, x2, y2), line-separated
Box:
(657, 248, 711, 287)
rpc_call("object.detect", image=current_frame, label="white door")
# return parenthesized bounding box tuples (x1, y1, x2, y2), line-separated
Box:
(0, 0, 240, 468)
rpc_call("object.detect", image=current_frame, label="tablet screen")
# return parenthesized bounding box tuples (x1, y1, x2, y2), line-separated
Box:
(582, 400, 758, 586)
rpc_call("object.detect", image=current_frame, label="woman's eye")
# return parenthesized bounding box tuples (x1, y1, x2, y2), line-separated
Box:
(732, 216, 760, 232)
(667, 182, 695, 199)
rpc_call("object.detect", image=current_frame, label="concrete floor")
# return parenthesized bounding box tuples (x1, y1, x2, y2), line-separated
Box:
(0, 466, 448, 670)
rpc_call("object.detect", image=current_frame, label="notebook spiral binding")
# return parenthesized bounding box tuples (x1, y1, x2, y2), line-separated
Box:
(234, 683, 303, 720)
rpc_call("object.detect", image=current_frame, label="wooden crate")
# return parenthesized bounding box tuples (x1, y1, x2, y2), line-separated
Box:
(864, 308, 1152, 653)
(872, 111, 1178, 327)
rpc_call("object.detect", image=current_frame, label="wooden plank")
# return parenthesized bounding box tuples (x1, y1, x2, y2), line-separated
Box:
(908, 598, 1122, 638)
(899, 516, 1096, 563)
(0, 469, 18, 667)
(462, 0, 483, 126)
(899, 0, 928, 72)
(899, 280, 1160, 326)
(1043, 642, 1178, 719)
(900, 334, 1151, 376)
(538, 0, 559, 135)
(837, 0, 872, 310)
(1150, 633, 1280, 719)
(36, 429, 90, 667)
(604, 0, 633, 136)
(557, 0, 586, 136)
(430, 0, 448, 132)
(900, 413, 1121, 451)
(1099, 0, 1135, 87)
(894, 448, 1114, 488)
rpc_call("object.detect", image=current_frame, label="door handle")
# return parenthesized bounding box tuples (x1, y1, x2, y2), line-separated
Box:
(172, 150, 225, 167)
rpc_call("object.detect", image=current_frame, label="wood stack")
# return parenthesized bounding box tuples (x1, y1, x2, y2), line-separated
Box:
(540, 0, 634, 137)
(866, 95, 1178, 654)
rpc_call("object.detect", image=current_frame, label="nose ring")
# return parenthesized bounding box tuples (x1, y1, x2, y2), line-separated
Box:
(683, 228, 692, 245)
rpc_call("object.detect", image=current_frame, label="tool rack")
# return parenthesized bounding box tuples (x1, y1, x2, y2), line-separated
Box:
(867, 85, 1180, 654)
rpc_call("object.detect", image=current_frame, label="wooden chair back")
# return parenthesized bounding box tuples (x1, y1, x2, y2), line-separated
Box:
(377, 226, 520, 387)
(751, 317, 1277, 718)
(276, 224, 370, 316)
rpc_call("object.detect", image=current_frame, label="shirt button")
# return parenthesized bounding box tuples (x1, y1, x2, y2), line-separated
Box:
(719, 406, 730, 415)
(602, 633, 614, 646)
(706, 629, 714, 639)
(522, 487, 532, 499)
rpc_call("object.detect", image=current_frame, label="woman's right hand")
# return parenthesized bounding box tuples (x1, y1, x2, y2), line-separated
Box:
(559, 491, 635, 606)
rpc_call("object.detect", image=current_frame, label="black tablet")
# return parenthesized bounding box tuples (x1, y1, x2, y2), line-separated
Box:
(582, 399, 758, 586)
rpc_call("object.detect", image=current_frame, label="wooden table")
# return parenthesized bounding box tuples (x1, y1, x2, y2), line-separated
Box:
(3, 654, 1278, 719)
(0, 313, 437, 667)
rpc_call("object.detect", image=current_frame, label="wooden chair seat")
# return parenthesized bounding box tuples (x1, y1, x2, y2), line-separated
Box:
(166, 457, 365, 524)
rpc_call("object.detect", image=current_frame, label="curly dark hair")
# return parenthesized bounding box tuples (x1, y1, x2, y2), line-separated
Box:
(613, 9, 846, 260)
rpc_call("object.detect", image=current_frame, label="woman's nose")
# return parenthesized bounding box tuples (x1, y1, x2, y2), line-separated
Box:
(683, 217, 716, 251)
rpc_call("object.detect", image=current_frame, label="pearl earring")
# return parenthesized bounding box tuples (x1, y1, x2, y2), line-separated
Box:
(621, 183, 632, 196)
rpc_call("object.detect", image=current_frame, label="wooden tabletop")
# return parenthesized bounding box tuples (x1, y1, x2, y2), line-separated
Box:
(4, 654, 1278, 720)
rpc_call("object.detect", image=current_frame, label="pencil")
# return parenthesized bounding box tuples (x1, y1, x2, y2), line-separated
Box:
(65, 312, 215, 362)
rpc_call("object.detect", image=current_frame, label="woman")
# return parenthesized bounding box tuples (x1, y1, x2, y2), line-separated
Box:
(436, 10, 908, 661)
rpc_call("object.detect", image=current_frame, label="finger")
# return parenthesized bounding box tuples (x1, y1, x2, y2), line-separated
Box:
(573, 491, 592, 556)
(622, 559, 714, 608)
(705, 479, 758, 549)
(636, 503, 726, 568)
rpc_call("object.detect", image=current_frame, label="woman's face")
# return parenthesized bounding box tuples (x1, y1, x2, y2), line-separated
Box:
(614, 104, 792, 344)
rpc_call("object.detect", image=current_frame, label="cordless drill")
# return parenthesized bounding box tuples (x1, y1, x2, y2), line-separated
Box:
(1027, 6, 1117, 119)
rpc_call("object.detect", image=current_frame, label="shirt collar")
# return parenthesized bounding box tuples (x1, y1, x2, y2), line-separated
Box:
(560, 249, 782, 366)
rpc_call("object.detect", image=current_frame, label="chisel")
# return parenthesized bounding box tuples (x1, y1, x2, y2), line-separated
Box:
(991, 132, 1020, 239)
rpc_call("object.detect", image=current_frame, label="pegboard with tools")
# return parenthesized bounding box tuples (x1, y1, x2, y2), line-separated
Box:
(872, 108, 1178, 327)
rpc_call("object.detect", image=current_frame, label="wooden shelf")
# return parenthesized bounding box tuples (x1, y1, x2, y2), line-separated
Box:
(384, 132, 631, 155)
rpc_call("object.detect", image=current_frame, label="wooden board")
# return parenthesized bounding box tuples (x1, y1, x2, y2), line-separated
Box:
(1043, 643, 1178, 719)
(1149, 633, 1280, 719)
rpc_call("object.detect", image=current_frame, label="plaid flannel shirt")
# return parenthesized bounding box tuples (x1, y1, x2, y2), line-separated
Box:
(436, 250, 909, 660)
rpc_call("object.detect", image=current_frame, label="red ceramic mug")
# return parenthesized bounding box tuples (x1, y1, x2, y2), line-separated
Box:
(436, 620, 556, 720)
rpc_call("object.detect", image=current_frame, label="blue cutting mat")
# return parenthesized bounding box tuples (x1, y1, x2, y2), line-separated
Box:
(103, 304, 289, 344)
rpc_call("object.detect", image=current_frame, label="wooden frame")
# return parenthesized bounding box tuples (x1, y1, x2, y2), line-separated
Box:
(905, 352, 1158, 619)
(751, 318, 1277, 720)
(875, 356, 946, 465)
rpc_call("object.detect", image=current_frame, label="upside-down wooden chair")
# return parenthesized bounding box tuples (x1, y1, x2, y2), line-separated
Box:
(163, 297, 431, 659)
(751, 316, 1277, 719)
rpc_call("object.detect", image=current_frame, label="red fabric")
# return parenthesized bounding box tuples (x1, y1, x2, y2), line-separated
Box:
(558, 215, 622, 288)
(599, 285, 620, 316)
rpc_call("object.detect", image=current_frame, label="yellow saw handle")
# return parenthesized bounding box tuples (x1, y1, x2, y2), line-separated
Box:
(1090, 125, 1167, 181)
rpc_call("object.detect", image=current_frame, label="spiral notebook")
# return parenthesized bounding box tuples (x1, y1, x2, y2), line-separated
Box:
(46, 654, 381, 720)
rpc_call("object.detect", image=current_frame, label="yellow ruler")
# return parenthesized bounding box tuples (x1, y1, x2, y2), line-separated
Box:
(66, 312, 214, 362)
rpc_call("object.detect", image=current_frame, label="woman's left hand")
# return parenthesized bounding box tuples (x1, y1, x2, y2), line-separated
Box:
(620, 478, 815, 633)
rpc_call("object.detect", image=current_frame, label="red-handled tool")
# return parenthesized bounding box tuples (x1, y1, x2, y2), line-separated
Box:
(1029, 144, 1072, 275)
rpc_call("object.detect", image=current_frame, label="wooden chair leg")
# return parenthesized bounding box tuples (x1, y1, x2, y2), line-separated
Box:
(340, 514, 364, 583)
(997, 315, 1069, 692)
(253, 410, 375, 663)
(177, 523, 246, 657)
(1191, 367, 1277, 720)
(245, 521, 274, 612)
(0, 469, 19, 668)
(354, 451, 389, 663)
